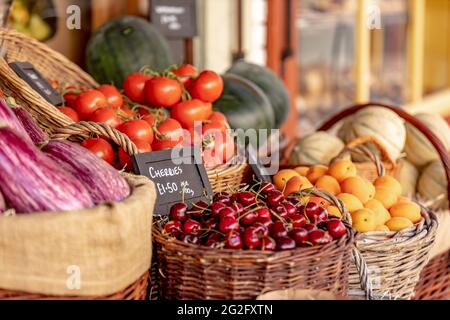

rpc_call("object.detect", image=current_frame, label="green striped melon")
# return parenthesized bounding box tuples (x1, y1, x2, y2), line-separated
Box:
(288, 131, 345, 166)
(418, 160, 448, 210)
(405, 113, 450, 167)
(338, 107, 406, 160)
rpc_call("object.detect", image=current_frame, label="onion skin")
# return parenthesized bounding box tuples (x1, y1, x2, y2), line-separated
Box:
(12, 107, 49, 145)
(0, 98, 31, 143)
(0, 127, 94, 213)
(43, 140, 130, 204)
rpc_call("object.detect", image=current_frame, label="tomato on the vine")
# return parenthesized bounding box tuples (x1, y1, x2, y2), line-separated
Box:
(145, 77, 182, 108)
(58, 106, 80, 122)
(81, 138, 115, 165)
(118, 119, 154, 144)
(171, 99, 212, 129)
(202, 120, 228, 135)
(89, 107, 123, 128)
(75, 89, 108, 120)
(98, 84, 123, 109)
(118, 140, 152, 171)
(173, 64, 198, 88)
(152, 118, 184, 151)
(208, 111, 228, 126)
(123, 73, 152, 104)
(142, 114, 156, 127)
(189, 71, 224, 103)
(202, 131, 235, 168)
(63, 86, 84, 108)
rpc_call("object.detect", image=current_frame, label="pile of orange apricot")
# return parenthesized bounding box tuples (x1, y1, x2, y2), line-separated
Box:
(273, 160, 422, 233)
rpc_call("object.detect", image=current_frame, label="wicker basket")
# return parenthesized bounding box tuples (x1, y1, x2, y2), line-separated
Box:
(0, 28, 249, 192)
(0, 272, 149, 300)
(151, 189, 356, 300)
(319, 102, 447, 300)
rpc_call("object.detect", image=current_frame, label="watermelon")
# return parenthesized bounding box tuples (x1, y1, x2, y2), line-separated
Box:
(213, 74, 275, 133)
(86, 16, 173, 88)
(227, 61, 290, 128)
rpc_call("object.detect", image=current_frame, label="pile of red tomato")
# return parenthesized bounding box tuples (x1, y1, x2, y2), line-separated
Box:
(55, 65, 235, 170)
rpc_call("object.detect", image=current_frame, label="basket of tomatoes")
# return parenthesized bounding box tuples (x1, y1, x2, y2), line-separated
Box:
(152, 181, 357, 300)
(0, 28, 249, 192)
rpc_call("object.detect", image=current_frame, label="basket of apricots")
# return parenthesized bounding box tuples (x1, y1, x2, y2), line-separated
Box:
(273, 157, 438, 300)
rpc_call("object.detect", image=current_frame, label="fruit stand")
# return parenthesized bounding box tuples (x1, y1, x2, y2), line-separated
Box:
(0, 0, 449, 302)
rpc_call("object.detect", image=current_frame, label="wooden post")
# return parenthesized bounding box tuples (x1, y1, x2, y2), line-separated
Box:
(354, 0, 371, 104)
(266, 0, 298, 141)
(407, 0, 425, 103)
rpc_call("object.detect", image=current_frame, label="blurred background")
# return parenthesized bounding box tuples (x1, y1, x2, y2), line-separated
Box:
(1, 0, 450, 138)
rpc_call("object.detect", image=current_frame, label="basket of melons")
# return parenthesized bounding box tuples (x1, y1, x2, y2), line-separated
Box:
(152, 184, 356, 300)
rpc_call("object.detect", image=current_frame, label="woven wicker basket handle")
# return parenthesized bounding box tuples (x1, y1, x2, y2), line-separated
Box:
(319, 102, 450, 209)
(51, 121, 138, 155)
(351, 248, 374, 300)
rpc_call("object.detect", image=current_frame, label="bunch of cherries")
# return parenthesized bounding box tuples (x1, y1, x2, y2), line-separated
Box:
(164, 182, 348, 251)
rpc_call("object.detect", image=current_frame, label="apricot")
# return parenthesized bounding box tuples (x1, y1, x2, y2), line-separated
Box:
(340, 176, 372, 204)
(273, 169, 300, 191)
(309, 196, 331, 208)
(386, 217, 413, 232)
(337, 193, 363, 213)
(283, 176, 313, 197)
(397, 196, 410, 203)
(294, 166, 310, 176)
(328, 160, 357, 183)
(374, 187, 398, 209)
(364, 199, 391, 225)
(351, 209, 377, 233)
(390, 201, 422, 224)
(306, 165, 328, 184)
(374, 175, 402, 197)
(375, 225, 390, 232)
(315, 175, 341, 195)
(364, 178, 376, 200)
(327, 205, 343, 219)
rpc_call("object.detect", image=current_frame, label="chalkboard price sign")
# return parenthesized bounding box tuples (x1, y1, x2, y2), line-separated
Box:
(151, 0, 197, 39)
(9, 61, 63, 106)
(246, 144, 272, 183)
(132, 147, 212, 216)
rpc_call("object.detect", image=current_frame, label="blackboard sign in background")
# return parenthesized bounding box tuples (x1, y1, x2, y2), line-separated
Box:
(9, 61, 63, 106)
(132, 147, 212, 215)
(150, 0, 197, 39)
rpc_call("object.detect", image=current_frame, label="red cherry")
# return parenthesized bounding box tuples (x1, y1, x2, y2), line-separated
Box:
(243, 227, 261, 249)
(213, 193, 231, 206)
(259, 236, 277, 251)
(283, 202, 297, 218)
(299, 202, 322, 218)
(225, 231, 243, 249)
(261, 182, 276, 194)
(219, 217, 240, 233)
(270, 221, 288, 239)
(313, 208, 328, 224)
(231, 202, 244, 213)
(266, 190, 285, 207)
(253, 222, 269, 237)
(183, 219, 202, 235)
(286, 196, 301, 207)
(327, 219, 347, 238)
(164, 221, 182, 237)
(309, 230, 333, 246)
(240, 210, 258, 226)
(190, 200, 209, 219)
(170, 203, 188, 222)
(290, 214, 307, 228)
(179, 233, 200, 245)
(205, 233, 223, 248)
(219, 207, 237, 219)
(238, 191, 256, 206)
(230, 193, 239, 204)
(304, 223, 318, 233)
(276, 237, 296, 251)
(211, 202, 227, 217)
(256, 207, 271, 222)
(203, 218, 219, 230)
(271, 204, 289, 221)
(290, 228, 309, 246)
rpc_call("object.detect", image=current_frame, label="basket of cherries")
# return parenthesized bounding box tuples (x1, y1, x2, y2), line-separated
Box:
(152, 182, 356, 300)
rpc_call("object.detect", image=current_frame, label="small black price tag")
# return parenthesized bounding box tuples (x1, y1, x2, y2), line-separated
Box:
(9, 61, 63, 106)
(132, 147, 213, 216)
(246, 144, 272, 183)
(150, 0, 198, 39)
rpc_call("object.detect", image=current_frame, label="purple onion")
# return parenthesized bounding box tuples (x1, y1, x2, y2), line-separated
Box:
(0, 127, 93, 213)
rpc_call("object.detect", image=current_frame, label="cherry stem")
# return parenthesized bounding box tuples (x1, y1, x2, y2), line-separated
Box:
(269, 208, 288, 225)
